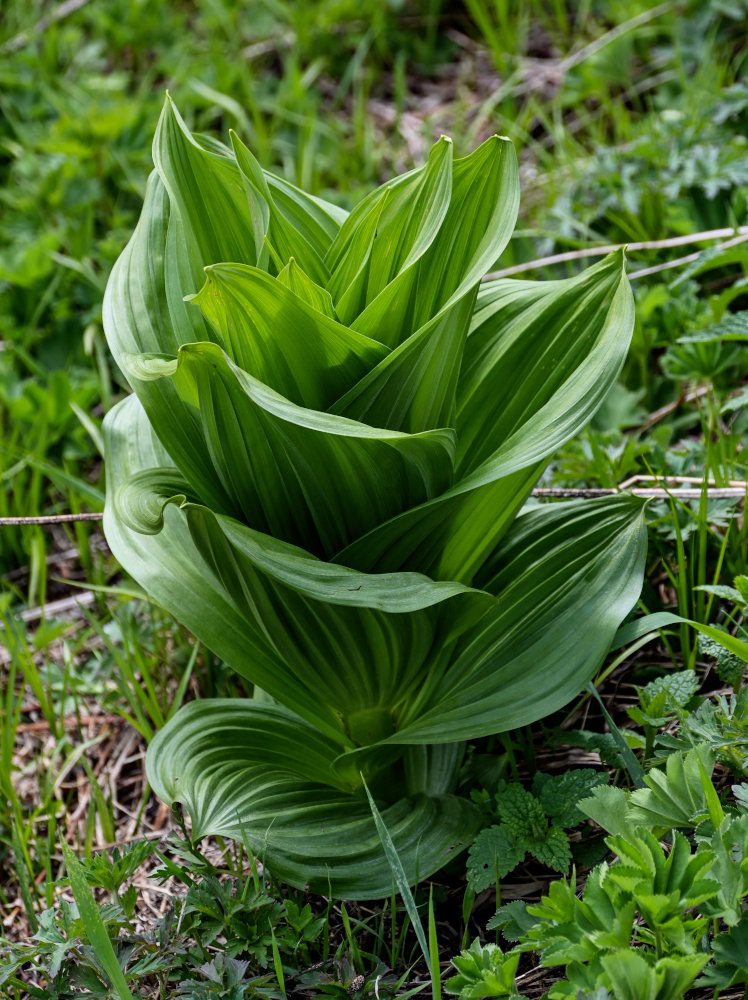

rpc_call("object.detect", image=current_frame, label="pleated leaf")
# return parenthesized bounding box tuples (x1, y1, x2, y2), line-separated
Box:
(147, 701, 481, 899)
(326, 137, 453, 326)
(329, 289, 477, 433)
(103, 395, 347, 742)
(276, 257, 336, 317)
(182, 504, 491, 733)
(334, 253, 633, 581)
(189, 263, 386, 409)
(380, 494, 648, 744)
(230, 130, 331, 283)
(153, 96, 259, 273)
(348, 136, 519, 349)
(106, 395, 492, 739)
(456, 251, 634, 477)
(130, 342, 456, 557)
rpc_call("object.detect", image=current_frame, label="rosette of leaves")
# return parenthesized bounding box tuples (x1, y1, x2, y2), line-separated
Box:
(102, 96, 647, 898)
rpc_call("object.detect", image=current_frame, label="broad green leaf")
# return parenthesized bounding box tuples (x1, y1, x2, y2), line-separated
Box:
(189, 263, 386, 409)
(128, 342, 456, 557)
(102, 172, 228, 506)
(467, 826, 527, 890)
(330, 289, 477, 433)
(103, 394, 345, 742)
(335, 462, 542, 582)
(276, 257, 336, 317)
(264, 167, 346, 256)
(147, 700, 481, 899)
(107, 396, 492, 738)
(335, 253, 634, 582)
(601, 950, 708, 1000)
(327, 137, 453, 325)
(577, 785, 637, 839)
(348, 136, 519, 350)
(230, 130, 331, 283)
(701, 915, 748, 988)
(702, 814, 748, 925)
(375, 495, 647, 744)
(182, 504, 491, 733)
(153, 96, 258, 273)
(103, 172, 187, 363)
(456, 252, 634, 477)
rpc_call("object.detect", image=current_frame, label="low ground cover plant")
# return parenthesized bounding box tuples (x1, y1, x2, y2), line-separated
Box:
(101, 97, 646, 898)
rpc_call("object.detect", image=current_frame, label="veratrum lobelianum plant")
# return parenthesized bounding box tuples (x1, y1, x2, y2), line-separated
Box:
(103, 97, 646, 898)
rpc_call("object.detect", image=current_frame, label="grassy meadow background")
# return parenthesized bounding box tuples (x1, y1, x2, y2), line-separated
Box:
(1, 0, 747, 996)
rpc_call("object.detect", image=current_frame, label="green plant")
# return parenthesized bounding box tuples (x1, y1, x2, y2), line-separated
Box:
(445, 937, 526, 1000)
(466, 770, 608, 891)
(578, 744, 724, 838)
(59, 838, 136, 1000)
(488, 800, 748, 997)
(99, 96, 646, 898)
(658, 688, 748, 773)
(626, 670, 700, 760)
(0, 832, 330, 997)
(490, 830, 718, 999)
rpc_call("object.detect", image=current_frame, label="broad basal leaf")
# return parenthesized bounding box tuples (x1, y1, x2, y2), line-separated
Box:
(147, 700, 481, 898)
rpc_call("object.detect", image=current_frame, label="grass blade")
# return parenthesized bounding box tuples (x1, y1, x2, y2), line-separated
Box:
(60, 839, 136, 1000)
(362, 777, 433, 988)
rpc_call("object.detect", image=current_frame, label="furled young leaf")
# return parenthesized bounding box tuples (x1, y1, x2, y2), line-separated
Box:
(189, 263, 386, 409)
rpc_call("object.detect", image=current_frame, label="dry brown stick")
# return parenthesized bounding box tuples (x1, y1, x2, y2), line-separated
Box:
(15, 714, 125, 734)
(0, 512, 103, 526)
(3, 478, 746, 532)
(534, 487, 746, 499)
(484, 228, 748, 280)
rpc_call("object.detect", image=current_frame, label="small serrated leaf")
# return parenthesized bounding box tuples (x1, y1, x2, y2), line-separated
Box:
(467, 826, 525, 891)
(496, 783, 547, 839)
(639, 670, 699, 708)
(530, 826, 571, 873)
(577, 785, 635, 838)
(538, 769, 609, 829)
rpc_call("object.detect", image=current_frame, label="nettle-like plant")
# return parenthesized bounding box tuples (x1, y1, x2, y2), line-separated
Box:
(103, 97, 647, 898)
